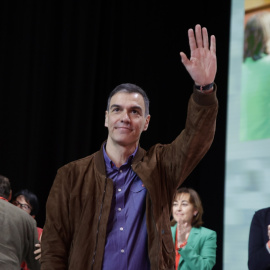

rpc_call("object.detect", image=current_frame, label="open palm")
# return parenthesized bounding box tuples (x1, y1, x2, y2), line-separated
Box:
(180, 25, 217, 86)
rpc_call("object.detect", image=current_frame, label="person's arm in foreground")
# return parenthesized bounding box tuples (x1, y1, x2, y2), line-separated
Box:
(248, 212, 270, 270)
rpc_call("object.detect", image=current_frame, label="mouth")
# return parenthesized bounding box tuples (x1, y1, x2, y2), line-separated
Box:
(116, 126, 132, 131)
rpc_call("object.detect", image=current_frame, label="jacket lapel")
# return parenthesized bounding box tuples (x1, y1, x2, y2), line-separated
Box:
(187, 227, 200, 248)
(177, 227, 201, 270)
(171, 224, 177, 244)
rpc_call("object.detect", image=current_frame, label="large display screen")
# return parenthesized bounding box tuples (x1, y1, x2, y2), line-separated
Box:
(224, 0, 270, 269)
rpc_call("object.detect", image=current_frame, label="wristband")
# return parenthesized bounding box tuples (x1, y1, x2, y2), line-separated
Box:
(195, 82, 214, 91)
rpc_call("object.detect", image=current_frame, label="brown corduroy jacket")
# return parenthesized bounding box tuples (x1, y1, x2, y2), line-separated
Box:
(41, 87, 218, 270)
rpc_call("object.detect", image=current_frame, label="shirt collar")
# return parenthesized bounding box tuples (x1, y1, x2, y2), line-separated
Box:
(103, 143, 138, 169)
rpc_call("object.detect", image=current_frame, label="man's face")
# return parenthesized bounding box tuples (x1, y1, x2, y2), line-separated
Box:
(105, 91, 150, 147)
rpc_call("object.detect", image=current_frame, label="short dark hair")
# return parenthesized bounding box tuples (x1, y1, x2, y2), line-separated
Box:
(13, 189, 39, 216)
(0, 175, 11, 199)
(106, 83, 150, 116)
(171, 187, 204, 228)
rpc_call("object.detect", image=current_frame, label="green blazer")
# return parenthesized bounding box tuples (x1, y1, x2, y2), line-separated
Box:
(171, 224, 217, 270)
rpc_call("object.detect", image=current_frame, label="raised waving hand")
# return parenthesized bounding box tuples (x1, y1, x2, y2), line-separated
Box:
(180, 24, 217, 88)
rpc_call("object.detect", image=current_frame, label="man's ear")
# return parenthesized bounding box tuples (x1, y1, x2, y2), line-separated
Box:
(8, 190, 12, 202)
(143, 115, 151, 131)
(105, 111, 108, 127)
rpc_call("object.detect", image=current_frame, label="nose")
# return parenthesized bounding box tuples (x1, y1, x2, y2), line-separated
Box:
(121, 111, 130, 123)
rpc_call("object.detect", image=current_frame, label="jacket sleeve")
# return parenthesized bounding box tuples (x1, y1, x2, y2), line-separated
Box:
(40, 168, 72, 270)
(179, 230, 217, 270)
(248, 211, 270, 270)
(154, 86, 218, 199)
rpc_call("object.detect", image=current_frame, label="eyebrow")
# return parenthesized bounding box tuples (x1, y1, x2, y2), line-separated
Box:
(110, 104, 120, 110)
(110, 104, 143, 113)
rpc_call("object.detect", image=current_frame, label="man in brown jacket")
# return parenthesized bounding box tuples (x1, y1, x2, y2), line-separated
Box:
(41, 24, 218, 270)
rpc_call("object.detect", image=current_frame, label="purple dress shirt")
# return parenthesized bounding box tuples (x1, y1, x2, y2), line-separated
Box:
(102, 145, 150, 270)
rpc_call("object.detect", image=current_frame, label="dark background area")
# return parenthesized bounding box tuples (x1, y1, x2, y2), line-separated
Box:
(0, 1, 231, 269)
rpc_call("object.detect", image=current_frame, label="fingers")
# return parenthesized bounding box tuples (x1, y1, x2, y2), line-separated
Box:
(34, 249, 41, 260)
(195, 24, 203, 48)
(177, 221, 188, 230)
(188, 24, 214, 50)
(34, 248, 41, 254)
(180, 24, 216, 84)
(188, 28, 197, 52)
(202, 27, 209, 48)
(180, 52, 189, 66)
(34, 243, 41, 260)
(35, 253, 41, 260)
(210, 35, 216, 54)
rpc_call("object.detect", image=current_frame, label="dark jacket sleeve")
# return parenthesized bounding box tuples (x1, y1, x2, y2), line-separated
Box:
(24, 217, 41, 270)
(248, 208, 270, 270)
(151, 86, 218, 201)
(173, 86, 218, 186)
